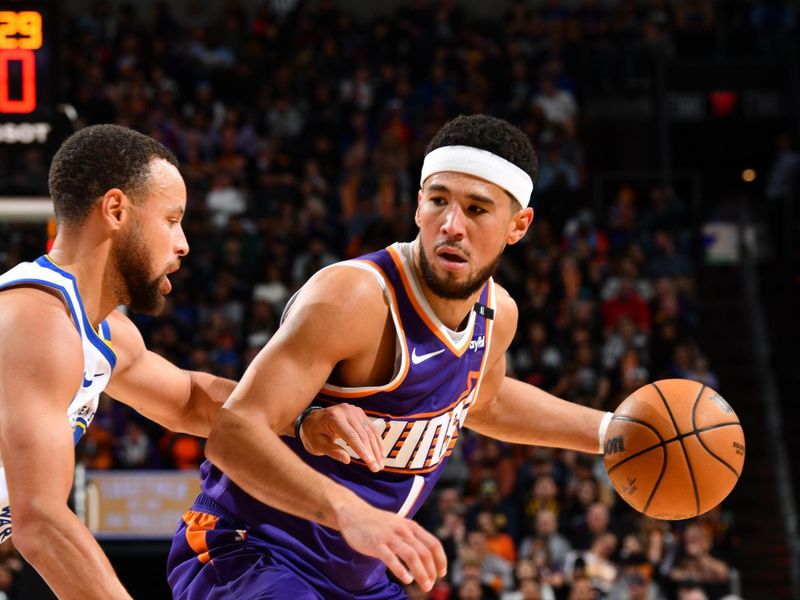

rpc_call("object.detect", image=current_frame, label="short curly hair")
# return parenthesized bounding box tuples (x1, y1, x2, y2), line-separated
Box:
(425, 114, 538, 210)
(48, 124, 178, 225)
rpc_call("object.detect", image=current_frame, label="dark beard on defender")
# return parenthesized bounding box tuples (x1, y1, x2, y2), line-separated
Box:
(418, 242, 502, 300)
(112, 219, 167, 315)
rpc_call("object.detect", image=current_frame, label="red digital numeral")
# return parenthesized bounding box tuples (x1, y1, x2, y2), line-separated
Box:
(0, 49, 36, 113)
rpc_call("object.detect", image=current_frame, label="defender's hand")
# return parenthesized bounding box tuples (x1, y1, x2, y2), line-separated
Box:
(300, 404, 385, 472)
(339, 506, 447, 592)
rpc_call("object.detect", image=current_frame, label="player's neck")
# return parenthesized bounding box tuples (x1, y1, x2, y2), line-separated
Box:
(419, 287, 481, 332)
(410, 245, 483, 332)
(48, 233, 120, 327)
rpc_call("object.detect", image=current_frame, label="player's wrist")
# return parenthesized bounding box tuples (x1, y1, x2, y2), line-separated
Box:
(597, 411, 614, 454)
(294, 405, 324, 440)
(328, 489, 373, 532)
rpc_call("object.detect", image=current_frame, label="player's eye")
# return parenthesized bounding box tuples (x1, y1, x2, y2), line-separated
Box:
(469, 205, 487, 215)
(430, 196, 446, 206)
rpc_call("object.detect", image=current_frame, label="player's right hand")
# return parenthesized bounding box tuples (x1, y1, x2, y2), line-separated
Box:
(339, 506, 447, 592)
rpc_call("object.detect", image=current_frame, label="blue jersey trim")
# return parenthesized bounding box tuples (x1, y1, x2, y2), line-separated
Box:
(99, 319, 111, 341)
(0, 277, 82, 331)
(33, 256, 118, 369)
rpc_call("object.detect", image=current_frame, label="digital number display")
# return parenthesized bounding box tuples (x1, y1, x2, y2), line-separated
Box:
(0, 10, 43, 113)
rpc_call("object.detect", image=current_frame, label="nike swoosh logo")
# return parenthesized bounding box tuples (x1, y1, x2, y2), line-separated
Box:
(82, 373, 106, 388)
(411, 347, 446, 365)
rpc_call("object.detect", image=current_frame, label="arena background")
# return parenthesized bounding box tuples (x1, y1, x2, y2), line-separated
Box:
(0, 1, 798, 599)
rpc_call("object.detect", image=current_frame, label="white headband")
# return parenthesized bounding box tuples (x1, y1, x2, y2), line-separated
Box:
(420, 145, 533, 208)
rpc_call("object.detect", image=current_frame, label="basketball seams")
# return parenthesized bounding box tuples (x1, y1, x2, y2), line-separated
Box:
(609, 414, 664, 441)
(692, 387, 742, 478)
(693, 427, 743, 478)
(605, 413, 669, 514)
(605, 413, 664, 475)
(652, 382, 702, 517)
(695, 421, 742, 433)
(642, 444, 668, 515)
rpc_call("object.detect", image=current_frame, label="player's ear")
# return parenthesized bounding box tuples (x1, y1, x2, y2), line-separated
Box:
(99, 188, 130, 231)
(415, 188, 423, 227)
(507, 206, 533, 245)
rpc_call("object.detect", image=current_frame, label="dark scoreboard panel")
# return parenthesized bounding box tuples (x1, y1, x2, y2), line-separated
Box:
(0, 1, 70, 197)
(0, 1, 57, 144)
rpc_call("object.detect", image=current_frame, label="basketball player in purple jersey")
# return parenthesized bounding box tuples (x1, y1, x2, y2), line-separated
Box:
(167, 115, 615, 599)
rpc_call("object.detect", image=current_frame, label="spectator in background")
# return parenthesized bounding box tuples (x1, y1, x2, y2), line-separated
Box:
(533, 76, 578, 129)
(116, 420, 159, 469)
(570, 501, 613, 551)
(676, 586, 709, 600)
(608, 563, 664, 600)
(647, 231, 693, 279)
(536, 144, 580, 195)
(668, 523, 731, 598)
(477, 510, 517, 565)
(452, 531, 511, 597)
(519, 508, 572, 571)
(603, 274, 652, 335)
(523, 475, 562, 535)
(512, 320, 563, 390)
(290, 235, 340, 286)
(564, 532, 618, 595)
(568, 575, 597, 600)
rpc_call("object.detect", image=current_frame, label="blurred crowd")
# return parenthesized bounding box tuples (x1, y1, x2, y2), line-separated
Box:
(0, 0, 782, 598)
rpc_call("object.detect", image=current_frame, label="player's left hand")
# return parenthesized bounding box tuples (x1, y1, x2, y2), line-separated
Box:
(300, 404, 385, 472)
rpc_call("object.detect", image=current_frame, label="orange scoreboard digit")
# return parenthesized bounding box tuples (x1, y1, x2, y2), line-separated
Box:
(0, 9, 42, 112)
(0, 1, 56, 144)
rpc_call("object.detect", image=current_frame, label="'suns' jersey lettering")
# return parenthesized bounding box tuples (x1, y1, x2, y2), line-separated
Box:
(199, 242, 495, 591)
(0, 256, 115, 543)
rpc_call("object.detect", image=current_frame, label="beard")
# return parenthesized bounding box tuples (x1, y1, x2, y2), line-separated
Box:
(418, 240, 503, 300)
(112, 219, 167, 315)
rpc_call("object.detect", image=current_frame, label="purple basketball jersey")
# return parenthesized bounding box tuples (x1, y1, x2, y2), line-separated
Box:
(198, 242, 496, 593)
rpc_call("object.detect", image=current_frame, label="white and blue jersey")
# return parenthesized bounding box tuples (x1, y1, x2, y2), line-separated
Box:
(0, 255, 116, 543)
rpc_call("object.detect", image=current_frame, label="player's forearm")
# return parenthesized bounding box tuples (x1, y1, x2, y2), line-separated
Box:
(466, 376, 606, 453)
(180, 371, 237, 437)
(14, 509, 131, 600)
(205, 406, 371, 530)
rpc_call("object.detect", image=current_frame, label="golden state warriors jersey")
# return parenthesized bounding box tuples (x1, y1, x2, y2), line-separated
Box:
(0, 256, 115, 543)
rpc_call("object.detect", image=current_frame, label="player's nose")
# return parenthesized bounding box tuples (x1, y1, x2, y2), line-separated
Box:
(440, 204, 466, 238)
(175, 226, 189, 257)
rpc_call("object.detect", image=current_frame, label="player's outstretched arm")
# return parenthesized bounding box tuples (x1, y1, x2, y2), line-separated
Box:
(104, 310, 236, 437)
(0, 290, 132, 599)
(467, 368, 608, 454)
(464, 286, 609, 454)
(204, 267, 447, 591)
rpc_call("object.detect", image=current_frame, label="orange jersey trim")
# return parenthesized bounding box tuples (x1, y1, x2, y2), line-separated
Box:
(321, 259, 410, 398)
(386, 245, 474, 357)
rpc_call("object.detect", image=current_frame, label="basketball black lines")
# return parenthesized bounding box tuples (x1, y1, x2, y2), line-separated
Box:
(653, 382, 701, 516)
(604, 412, 668, 514)
(691, 387, 743, 479)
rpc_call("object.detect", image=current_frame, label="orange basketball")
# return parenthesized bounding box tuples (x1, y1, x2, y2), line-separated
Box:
(603, 379, 745, 520)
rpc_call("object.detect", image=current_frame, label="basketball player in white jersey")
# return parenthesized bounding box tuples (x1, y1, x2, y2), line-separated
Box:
(0, 124, 383, 600)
